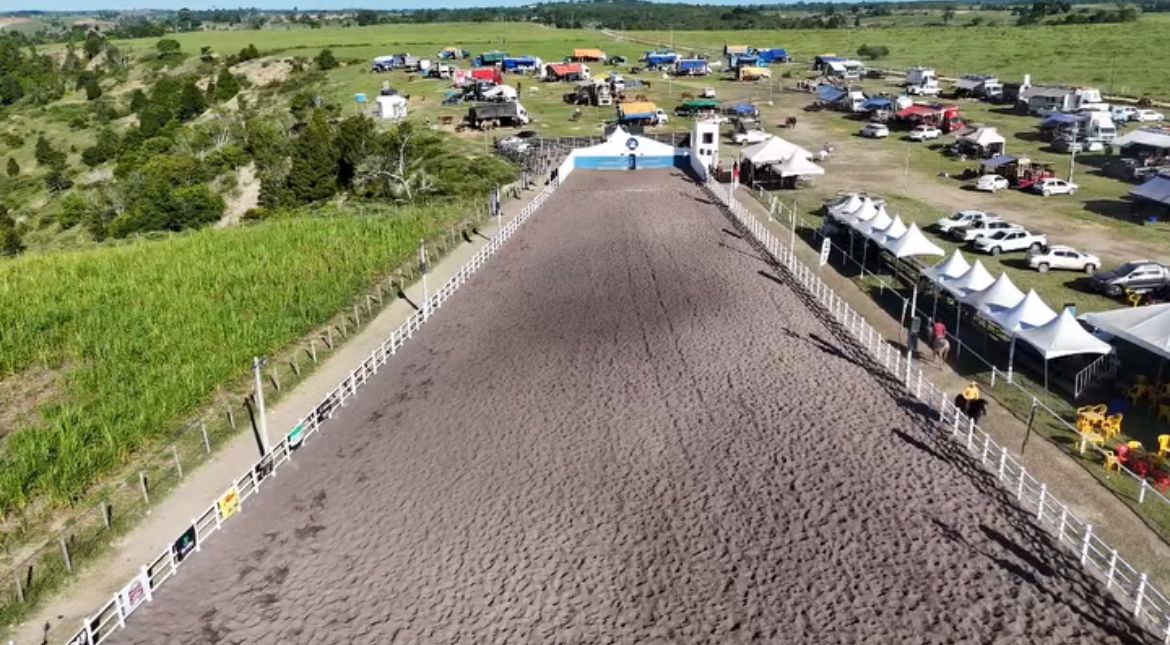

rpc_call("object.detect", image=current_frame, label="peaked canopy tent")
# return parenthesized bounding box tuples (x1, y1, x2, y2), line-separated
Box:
(923, 250, 971, 322)
(825, 193, 862, 218)
(775, 154, 825, 178)
(1082, 303, 1170, 362)
(942, 260, 996, 299)
(964, 272, 1025, 315)
(742, 136, 813, 166)
(883, 222, 944, 259)
(855, 206, 892, 238)
(957, 126, 1006, 158)
(1001, 304, 1109, 388)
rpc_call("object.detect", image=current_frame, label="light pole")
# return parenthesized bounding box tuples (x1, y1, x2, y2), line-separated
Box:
(1068, 119, 1079, 183)
(252, 356, 270, 457)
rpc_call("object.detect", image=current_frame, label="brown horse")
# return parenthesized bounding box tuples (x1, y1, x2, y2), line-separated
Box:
(681, 92, 694, 99)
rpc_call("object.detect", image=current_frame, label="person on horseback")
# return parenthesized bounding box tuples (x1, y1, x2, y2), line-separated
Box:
(962, 382, 982, 402)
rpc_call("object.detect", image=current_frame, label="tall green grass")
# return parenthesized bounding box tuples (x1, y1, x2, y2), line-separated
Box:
(0, 204, 470, 515)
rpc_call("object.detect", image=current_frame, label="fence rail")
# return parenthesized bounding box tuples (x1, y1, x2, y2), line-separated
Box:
(708, 179, 1170, 643)
(50, 181, 561, 645)
(1076, 352, 1119, 399)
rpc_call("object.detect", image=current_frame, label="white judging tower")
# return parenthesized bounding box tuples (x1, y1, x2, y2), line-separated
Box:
(691, 117, 721, 174)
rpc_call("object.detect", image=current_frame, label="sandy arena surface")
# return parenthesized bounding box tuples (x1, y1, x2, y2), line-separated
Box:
(110, 170, 1147, 645)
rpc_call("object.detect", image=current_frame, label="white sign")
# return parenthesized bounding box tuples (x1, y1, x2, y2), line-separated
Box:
(119, 570, 150, 617)
(819, 238, 831, 267)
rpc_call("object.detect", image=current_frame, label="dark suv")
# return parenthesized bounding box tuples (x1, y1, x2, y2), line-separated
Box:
(1089, 261, 1170, 297)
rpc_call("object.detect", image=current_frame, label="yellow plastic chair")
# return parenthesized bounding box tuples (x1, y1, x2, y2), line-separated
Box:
(1101, 414, 1123, 440)
(1104, 451, 1121, 474)
(1158, 435, 1170, 460)
(1128, 385, 1150, 407)
(1084, 432, 1106, 450)
(1159, 404, 1170, 425)
(1128, 440, 1145, 452)
(1076, 417, 1097, 435)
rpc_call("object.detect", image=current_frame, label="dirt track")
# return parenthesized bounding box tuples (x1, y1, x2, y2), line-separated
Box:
(110, 170, 1146, 644)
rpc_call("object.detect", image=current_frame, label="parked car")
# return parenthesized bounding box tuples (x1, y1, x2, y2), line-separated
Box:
(908, 125, 941, 142)
(1111, 106, 1139, 122)
(1089, 261, 1170, 297)
(1051, 137, 1084, 154)
(1026, 245, 1100, 274)
(859, 123, 890, 139)
(733, 129, 769, 144)
(974, 174, 1010, 193)
(952, 219, 1022, 242)
(906, 84, 942, 96)
(972, 229, 1047, 255)
(1032, 177, 1078, 196)
(700, 86, 716, 98)
(1134, 109, 1166, 122)
(935, 210, 999, 234)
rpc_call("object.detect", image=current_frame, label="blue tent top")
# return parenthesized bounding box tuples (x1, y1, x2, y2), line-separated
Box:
(677, 59, 707, 70)
(1131, 174, 1170, 206)
(728, 102, 757, 115)
(1040, 113, 1080, 127)
(757, 48, 788, 61)
(981, 155, 1018, 169)
(861, 98, 893, 110)
(817, 84, 847, 103)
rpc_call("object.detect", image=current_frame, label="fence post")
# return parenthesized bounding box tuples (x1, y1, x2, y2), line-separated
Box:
(990, 366, 997, 388)
(172, 445, 183, 479)
(139, 471, 150, 506)
(226, 405, 236, 429)
(13, 568, 24, 603)
(1136, 573, 1148, 619)
(60, 536, 72, 574)
(1080, 524, 1093, 565)
(998, 447, 1007, 481)
(967, 417, 975, 449)
(310, 338, 318, 363)
(1058, 507, 1069, 543)
(1016, 469, 1025, 500)
(201, 422, 211, 454)
(1037, 484, 1047, 522)
(1106, 549, 1119, 589)
(101, 501, 111, 529)
(1140, 478, 1149, 504)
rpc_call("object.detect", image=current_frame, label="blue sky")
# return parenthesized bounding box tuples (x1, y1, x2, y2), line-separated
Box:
(5, 0, 753, 11)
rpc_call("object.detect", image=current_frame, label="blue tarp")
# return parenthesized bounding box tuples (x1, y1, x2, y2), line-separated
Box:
(757, 48, 788, 62)
(728, 103, 757, 116)
(734, 55, 760, 67)
(1131, 174, 1170, 206)
(816, 84, 847, 103)
(1040, 113, 1081, 128)
(646, 54, 679, 66)
(981, 155, 1018, 169)
(501, 57, 538, 70)
(677, 59, 707, 72)
(861, 98, 893, 111)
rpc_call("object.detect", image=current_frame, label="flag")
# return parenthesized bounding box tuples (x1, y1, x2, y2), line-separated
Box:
(418, 241, 428, 275)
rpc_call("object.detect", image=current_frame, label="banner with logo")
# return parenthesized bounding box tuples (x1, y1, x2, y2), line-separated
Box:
(218, 486, 240, 520)
(119, 570, 150, 617)
(172, 525, 198, 564)
(287, 423, 305, 451)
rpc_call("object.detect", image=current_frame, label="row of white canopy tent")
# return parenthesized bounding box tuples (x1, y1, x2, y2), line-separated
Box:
(825, 193, 945, 259)
(924, 248, 1112, 385)
(741, 136, 826, 178)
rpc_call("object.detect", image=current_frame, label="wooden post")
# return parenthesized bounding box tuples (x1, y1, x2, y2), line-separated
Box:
(101, 501, 111, 529)
(309, 339, 318, 363)
(139, 471, 150, 506)
(201, 422, 211, 454)
(289, 357, 301, 376)
(268, 372, 280, 392)
(13, 567, 24, 603)
(60, 536, 72, 574)
(325, 328, 334, 349)
(226, 405, 236, 429)
(353, 304, 360, 325)
(172, 445, 183, 479)
(366, 294, 374, 314)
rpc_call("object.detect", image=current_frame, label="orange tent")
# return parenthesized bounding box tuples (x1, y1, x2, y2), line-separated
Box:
(572, 48, 606, 61)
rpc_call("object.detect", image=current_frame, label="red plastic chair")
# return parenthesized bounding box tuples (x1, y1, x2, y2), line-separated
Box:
(1133, 459, 1151, 478)
(1153, 471, 1170, 495)
(1116, 444, 1131, 467)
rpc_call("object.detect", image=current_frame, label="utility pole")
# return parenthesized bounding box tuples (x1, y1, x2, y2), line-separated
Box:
(252, 356, 270, 456)
(1069, 119, 1079, 183)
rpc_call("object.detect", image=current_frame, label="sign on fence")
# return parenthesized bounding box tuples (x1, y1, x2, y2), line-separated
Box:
(819, 238, 831, 267)
(254, 454, 274, 481)
(287, 423, 305, 451)
(118, 570, 149, 616)
(217, 487, 240, 520)
(172, 525, 198, 563)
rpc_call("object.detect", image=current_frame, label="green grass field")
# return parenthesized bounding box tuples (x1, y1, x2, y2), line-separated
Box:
(0, 203, 473, 515)
(629, 16, 1170, 100)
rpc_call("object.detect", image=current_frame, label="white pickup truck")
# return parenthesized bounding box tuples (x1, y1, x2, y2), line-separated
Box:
(972, 228, 1047, 255)
(952, 219, 1021, 242)
(935, 210, 999, 235)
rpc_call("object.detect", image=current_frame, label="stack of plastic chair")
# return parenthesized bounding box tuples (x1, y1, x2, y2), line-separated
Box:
(1104, 450, 1121, 475)
(1100, 414, 1123, 441)
(1158, 435, 1170, 461)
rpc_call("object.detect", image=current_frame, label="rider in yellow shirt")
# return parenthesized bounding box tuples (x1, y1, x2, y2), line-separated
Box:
(962, 382, 982, 402)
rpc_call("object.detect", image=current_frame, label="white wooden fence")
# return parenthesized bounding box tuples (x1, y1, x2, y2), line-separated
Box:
(59, 182, 560, 645)
(708, 179, 1170, 643)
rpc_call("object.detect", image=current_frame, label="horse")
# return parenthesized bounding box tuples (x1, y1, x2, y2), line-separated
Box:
(681, 91, 695, 100)
(634, 93, 649, 102)
(954, 395, 989, 424)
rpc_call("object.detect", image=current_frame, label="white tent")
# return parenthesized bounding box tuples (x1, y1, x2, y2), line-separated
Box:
(990, 288, 1057, 332)
(960, 126, 1006, 148)
(923, 250, 970, 284)
(866, 214, 904, 240)
(742, 136, 813, 166)
(1082, 303, 1170, 361)
(375, 94, 408, 120)
(942, 260, 995, 298)
(884, 222, 944, 258)
(838, 196, 876, 223)
(855, 207, 891, 237)
(1020, 308, 1112, 359)
(776, 154, 825, 178)
(964, 272, 1025, 314)
(826, 193, 861, 218)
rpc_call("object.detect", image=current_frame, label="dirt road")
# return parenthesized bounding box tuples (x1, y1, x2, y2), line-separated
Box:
(109, 171, 1145, 644)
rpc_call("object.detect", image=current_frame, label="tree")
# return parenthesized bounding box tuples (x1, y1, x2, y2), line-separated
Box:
(856, 44, 890, 60)
(44, 168, 73, 193)
(35, 136, 66, 167)
(238, 44, 260, 62)
(315, 48, 338, 71)
(287, 110, 338, 203)
(943, 6, 956, 23)
(83, 76, 103, 101)
(356, 10, 380, 25)
(176, 78, 207, 121)
(81, 128, 119, 167)
(83, 31, 104, 59)
(0, 75, 23, 106)
(213, 66, 240, 102)
(129, 88, 149, 113)
(334, 115, 374, 188)
(138, 102, 173, 138)
(0, 211, 23, 257)
(6, 157, 18, 177)
(156, 39, 182, 56)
